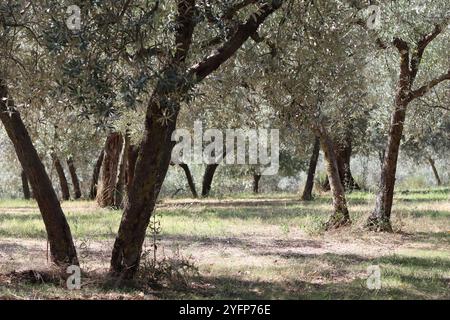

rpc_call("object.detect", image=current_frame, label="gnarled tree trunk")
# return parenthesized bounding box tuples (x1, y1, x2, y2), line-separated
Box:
(114, 132, 130, 208)
(21, 170, 31, 200)
(301, 136, 320, 201)
(67, 157, 82, 199)
(109, 0, 283, 280)
(334, 133, 360, 191)
(322, 130, 359, 192)
(179, 163, 198, 198)
(366, 31, 450, 231)
(110, 92, 180, 280)
(89, 150, 104, 200)
(52, 153, 70, 201)
(97, 133, 123, 207)
(315, 123, 351, 229)
(0, 82, 78, 266)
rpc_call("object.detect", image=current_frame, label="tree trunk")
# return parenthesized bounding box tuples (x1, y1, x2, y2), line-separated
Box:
(110, 92, 180, 280)
(21, 170, 31, 200)
(427, 157, 442, 186)
(114, 133, 130, 208)
(52, 153, 71, 201)
(366, 30, 450, 232)
(126, 145, 139, 195)
(67, 157, 82, 199)
(366, 103, 407, 232)
(301, 136, 320, 201)
(108, 0, 282, 280)
(0, 82, 78, 266)
(97, 133, 123, 208)
(179, 163, 198, 198)
(315, 123, 351, 229)
(253, 174, 261, 194)
(201, 164, 219, 197)
(334, 133, 360, 191)
(89, 150, 104, 200)
(321, 132, 359, 192)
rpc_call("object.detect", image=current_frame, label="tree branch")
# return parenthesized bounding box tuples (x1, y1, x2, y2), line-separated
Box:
(223, 0, 258, 20)
(189, 0, 283, 82)
(174, 0, 197, 63)
(410, 20, 448, 81)
(393, 37, 411, 90)
(410, 69, 450, 101)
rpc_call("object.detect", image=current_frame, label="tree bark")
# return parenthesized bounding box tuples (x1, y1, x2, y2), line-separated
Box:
(0, 81, 78, 266)
(427, 157, 442, 186)
(89, 150, 104, 200)
(201, 164, 219, 197)
(21, 170, 31, 200)
(179, 163, 198, 198)
(52, 153, 71, 201)
(301, 136, 320, 201)
(126, 145, 139, 195)
(366, 28, 450, 232)
(315, 123, 351, 229)
(366, 103, 406, 232)
(67, 157, 82, 199)
(114, 132, 130, 208)
(334, 133, 360, 191)
(253, 174, 261, 194)
(110, 92, 180, 280)
(97, 133, 123, 207)
(322, 131, 359, 192)
(109, 0, 283, 280)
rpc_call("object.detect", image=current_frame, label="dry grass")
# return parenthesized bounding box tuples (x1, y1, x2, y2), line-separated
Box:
(0, 188, 449, 299)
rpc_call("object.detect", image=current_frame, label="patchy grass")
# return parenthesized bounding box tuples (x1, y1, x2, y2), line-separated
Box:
(0, 188, 449, 299)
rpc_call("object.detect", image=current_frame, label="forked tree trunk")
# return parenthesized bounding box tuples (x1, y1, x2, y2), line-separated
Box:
(366, 33, 450, 231)
(427, 157, 441, 186)
(179, 163, 198, 198)
(114, 133, 130, 208)
(0, 82, 78, 266)
(201, 164, 219, 197)
(315, 123, 351, 229)
(109, 0, 283, 280)
(110, 93, 180, 280)
(301, 136, 320, 201)
(253, 174, 261, 194)
(67, 157, 82, 199)
(52, 153, 71, 201)
(89, 150, 104, 200)
(97, 133, 123, 207)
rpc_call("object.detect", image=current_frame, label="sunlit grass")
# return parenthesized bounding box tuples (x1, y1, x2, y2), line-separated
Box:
(0, 188, 449, 299)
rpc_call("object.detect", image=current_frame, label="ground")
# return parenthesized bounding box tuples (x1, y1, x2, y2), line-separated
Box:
(0, 188, 449, 299)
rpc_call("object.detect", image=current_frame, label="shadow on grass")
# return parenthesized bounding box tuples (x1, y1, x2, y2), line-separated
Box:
(167, 251, 449, 299)
(404, 232, 450, 246)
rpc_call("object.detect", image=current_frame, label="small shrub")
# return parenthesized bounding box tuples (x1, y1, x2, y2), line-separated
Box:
(299, 215, 326, 236)
(138, 247, 199, 290)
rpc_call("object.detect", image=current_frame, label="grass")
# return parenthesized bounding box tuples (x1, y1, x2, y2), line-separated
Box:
(0, 188, 449, 299)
